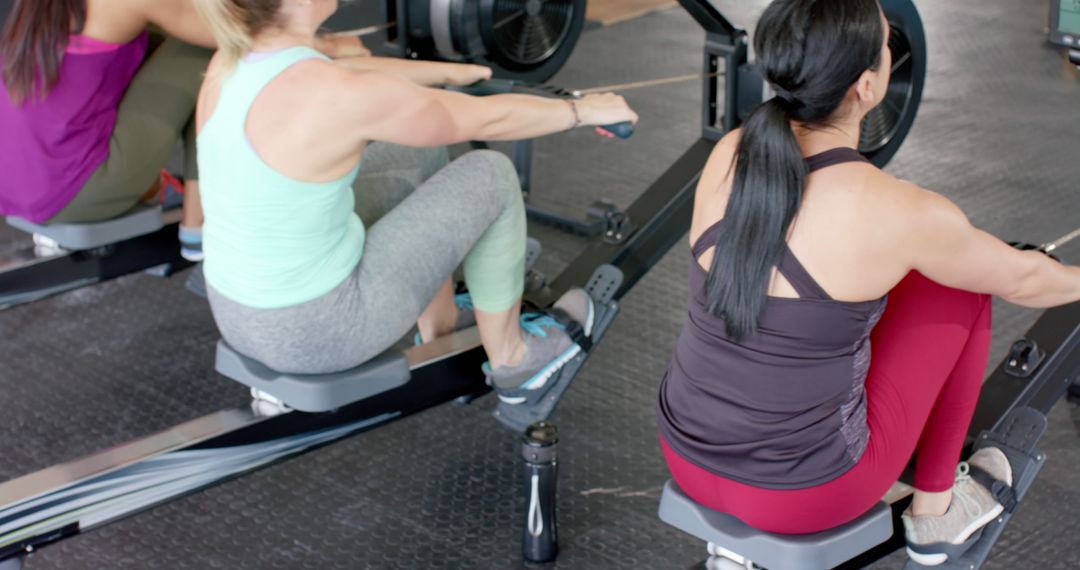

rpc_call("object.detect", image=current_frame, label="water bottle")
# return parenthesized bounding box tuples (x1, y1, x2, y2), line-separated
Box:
(522, 421, 559, 563)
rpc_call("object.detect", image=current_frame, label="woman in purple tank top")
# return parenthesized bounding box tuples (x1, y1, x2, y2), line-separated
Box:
(0, 0, 366, 260)
(657, 0, 1080, 564)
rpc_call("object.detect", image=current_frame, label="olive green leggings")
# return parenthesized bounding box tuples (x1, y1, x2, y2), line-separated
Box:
(49, 35, 212, 223)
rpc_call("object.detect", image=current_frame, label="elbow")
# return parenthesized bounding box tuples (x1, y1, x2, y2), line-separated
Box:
(1000, 256, 1051, 308)
(410, 113, 465, 148)
(469, 104, 515, 142)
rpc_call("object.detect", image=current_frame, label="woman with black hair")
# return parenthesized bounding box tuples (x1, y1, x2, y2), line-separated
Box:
(656, 0, 1080, 564)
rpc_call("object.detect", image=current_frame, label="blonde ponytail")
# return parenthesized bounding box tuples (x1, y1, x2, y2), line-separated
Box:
(193, 0, 281, 70)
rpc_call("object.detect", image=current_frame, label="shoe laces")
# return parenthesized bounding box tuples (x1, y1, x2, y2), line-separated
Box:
(160, 169, 185, 201)
(950, 461, 983, 516)
(520, 313, 564, 338)
(454, 293, 474, 311)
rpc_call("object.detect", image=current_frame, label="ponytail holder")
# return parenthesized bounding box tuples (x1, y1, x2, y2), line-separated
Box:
(771, 87, 802, 113)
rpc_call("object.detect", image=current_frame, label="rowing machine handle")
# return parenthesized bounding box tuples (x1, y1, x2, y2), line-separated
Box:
(597, 122, 635, 139)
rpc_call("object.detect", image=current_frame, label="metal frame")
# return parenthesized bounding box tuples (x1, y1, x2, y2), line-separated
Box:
(969, 302, 1080, 435)
(0, 221, 192, 310)
(0, 330, 490, 564)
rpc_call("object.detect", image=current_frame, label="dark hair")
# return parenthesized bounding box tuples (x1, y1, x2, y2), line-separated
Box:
(705, 0, 884, 340)
(1, 0, 87, 105)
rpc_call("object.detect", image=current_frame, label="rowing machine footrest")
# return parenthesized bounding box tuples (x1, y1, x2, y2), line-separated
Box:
(658, 480, 892, 569)
(493, 265, 623, 431)
(903, 406, 1048, 569)
(6, 205, 164, 250)
(215, 341, 410, 413)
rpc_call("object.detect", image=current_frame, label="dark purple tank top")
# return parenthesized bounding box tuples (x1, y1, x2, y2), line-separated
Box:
(657, 147, 888, 489)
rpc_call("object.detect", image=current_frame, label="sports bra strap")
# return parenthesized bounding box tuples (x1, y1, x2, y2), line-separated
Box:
(806, 147, 870, 173)
(689, 148, 865, 300)
(775, 247, 832, 300)
(691, 220, 724, 259)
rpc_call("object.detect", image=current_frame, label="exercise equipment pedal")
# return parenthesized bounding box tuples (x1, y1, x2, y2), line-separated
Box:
(493, 264, 623, 431)
(903, 406, 1047, 570)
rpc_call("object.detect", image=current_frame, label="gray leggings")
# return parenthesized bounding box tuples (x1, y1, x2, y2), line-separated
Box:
(208, 144, 526, 374)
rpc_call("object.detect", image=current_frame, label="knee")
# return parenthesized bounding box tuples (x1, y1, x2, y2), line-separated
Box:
(459, 150, 523, 206)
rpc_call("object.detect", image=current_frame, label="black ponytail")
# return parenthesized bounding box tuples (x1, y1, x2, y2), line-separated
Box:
(704, 0, 884, 340)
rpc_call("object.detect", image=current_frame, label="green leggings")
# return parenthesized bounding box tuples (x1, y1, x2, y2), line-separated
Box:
(49, 35, 212, 223)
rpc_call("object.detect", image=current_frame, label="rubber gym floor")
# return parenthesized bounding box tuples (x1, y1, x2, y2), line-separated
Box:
(1, 0, 1078, 568)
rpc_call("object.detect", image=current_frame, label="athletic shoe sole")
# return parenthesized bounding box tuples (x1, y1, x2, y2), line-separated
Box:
(497, 344, 583, 405)
(495, 292, 596, 405)
(906, 502, 1005, 566)
(180, 249, 205, 262)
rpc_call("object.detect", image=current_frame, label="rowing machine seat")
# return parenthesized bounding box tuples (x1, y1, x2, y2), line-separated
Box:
(6, 205, 164, 250)
(658, 480, 893, 569)
(215, 340, 410, 413)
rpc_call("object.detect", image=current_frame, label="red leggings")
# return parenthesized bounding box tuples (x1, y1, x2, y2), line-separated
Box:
(662, 272, 993, 534)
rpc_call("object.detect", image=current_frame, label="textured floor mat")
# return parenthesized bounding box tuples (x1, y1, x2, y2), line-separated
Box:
(1, 1, 1078, 569)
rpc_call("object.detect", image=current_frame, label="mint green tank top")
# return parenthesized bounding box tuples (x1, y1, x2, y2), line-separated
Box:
(199, 47, 365, 309)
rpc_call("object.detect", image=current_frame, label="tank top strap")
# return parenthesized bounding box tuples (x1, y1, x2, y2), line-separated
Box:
(690, 149, 864, 295)
(776, 244, 832, 300)
(691, 219, 725, 259)
(805, 147, 870, 173)
(214, 46, 329, 133)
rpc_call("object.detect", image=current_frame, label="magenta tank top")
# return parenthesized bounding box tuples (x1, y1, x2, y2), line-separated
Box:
(0, 32, 148, 222)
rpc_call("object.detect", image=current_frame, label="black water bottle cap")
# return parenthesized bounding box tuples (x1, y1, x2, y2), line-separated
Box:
(522, 422, 558, 463)
(524, 422, 559, 446)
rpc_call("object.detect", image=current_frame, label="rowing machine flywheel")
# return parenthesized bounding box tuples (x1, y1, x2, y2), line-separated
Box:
(859, 0, 927, 168)
(416, 0, 586, 82)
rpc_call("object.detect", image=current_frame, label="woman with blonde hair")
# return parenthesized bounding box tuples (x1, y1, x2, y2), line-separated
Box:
(193, 0, 638, 406)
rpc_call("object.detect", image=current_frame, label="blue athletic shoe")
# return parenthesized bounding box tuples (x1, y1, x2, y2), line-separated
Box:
(414, 293, 477, 345)
(178, 225, 203, 262)
(487, 288, 595, 405)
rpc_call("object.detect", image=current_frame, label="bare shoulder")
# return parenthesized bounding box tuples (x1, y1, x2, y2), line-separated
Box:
(83, 0, 146, 42)
(859, 168, 971, 247)
(123, 0, 189, 18)
(697, 128, 741, 196)
(690, 129, 742, 243)
(117, 0, 185, 23)
(292, 63, 414, 109)
(707, 129, 741, 174)
(866, 169, 962, 219)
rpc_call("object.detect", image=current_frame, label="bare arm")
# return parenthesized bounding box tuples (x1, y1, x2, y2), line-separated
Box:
(134, 0, 216, 48)
(904, 187, 1080, 308)
(323, 69, 637, 148)
(333, 57, 491, 87)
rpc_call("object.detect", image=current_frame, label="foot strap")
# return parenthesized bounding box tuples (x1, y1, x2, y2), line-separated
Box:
(967, 465, 1017, 513)
(544, 306, 592, 352)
